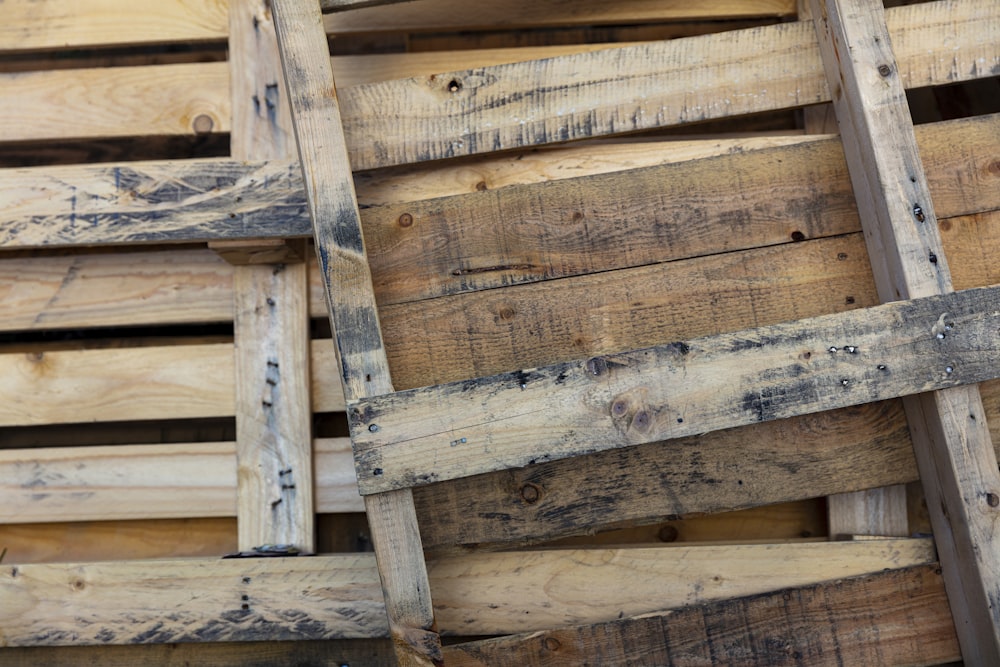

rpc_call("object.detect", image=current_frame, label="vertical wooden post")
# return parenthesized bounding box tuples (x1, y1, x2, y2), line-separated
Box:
(227, 0, 315, 554)
(798, 0, 909, 541)
(271, 0, 442, 664)
(810, 0, 1000, 660)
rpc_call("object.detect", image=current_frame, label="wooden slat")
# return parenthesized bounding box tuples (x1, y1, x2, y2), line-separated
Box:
(0, 0, 229, 51)
(2, 110, 996, 253)
(229, 0, 315, 554)
(0, 540, 935, 645)
(811, 0, 1000, 660)
(322, 0, 795, 33)
(338, 0, 999, 170)
(352, 285, 1000, 494)
(0, 438, 362, 524)
(271, 0, 440, 663)
(0, 341, 345, 428)
(0, 62, 231, 142)
(443, 564, 960, 666)
(1, 2, 993, 157)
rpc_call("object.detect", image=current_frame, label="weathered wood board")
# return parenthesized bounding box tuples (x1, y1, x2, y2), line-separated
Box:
(0, 539, 934, 645)
(352, 285, 1000, 493)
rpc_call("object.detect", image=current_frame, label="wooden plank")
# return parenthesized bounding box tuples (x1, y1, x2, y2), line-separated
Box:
(0, 540, 935, 645)
(0, 555, 387, 645)
(0, 159, 310, 249)
(272, 0, 440, 664)
(337, 0, 999, 170)
(0, 438, 362, 524)
(2, 109, 996, 251)
(229, 0, 314, 555)
(352, 285, 1000, 494)
(2, 3, 992, 158)
(0, 341, 346, 428)
(0, 519, 238, 565)
(0, 0, 229, 51)
(443, 564, 961, 666)
(811, 0, 1000, 660)
(322, 0, 795, 33)
(0, 62, 230, 142)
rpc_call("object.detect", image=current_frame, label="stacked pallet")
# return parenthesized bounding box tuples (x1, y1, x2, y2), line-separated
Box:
(1, 0, 999, 664)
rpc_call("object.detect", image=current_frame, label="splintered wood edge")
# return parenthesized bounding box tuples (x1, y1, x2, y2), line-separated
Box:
(351, 285, 1000, 493)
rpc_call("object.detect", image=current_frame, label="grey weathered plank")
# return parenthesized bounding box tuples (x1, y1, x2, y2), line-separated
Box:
(810, 0, 1000, 660)
(271, 0, 441, 664)
(352, 285, 1000, 494)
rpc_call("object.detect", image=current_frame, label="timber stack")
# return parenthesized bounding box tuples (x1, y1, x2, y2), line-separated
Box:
(1, 0, 999, 664)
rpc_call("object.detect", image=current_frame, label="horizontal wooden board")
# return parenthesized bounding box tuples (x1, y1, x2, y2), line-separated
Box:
(443, 563, 960, 666)
(0, 341, 344, 427)
(0, 539, 933, 645)
(0, 438, 363, 524)
(363, 113, 1000, 306)
(353, 285, 1000, 493)
(1, 62, 230, 142)
(323, 0, 794, 32)
(340, 0, 1000, 169)
(0, 0, 229, 51)
(2, 3, 994, 154)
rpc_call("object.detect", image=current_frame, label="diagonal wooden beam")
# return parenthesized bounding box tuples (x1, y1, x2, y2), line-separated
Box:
(809, 0, 1000, 661)
(352, 285, 1000, 494)
(271, 0, 441, 664)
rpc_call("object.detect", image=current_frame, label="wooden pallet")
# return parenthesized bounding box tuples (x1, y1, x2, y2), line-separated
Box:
(269, 0, 1000, 664)
(1, 0, 999, 664)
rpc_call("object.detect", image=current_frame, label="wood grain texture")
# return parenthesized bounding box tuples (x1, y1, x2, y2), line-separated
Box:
(0, 438, 362, 525)
(811, 0, 1000, 660)
(0, 0, 229, 51)
(353, 285, 1000, 493)
(0, 62, 230, 142)
(0, 159, 311, 249)
(0, 341, 346, 428)
(337, 0, 999, 170)
(272, 0, 440, 663)
(230, 0, 315, 555)
(0, 555, 387, 646)
(443, 564, 960, 666)
(322, 0, 794, 33)
(0, 540, 934, 645)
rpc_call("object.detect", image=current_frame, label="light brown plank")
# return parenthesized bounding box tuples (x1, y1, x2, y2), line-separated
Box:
(0, 540, 934, 645)
(272, 0, 441, 663)
(352, 285, 1000, 494)
(811, 0, 1000, 659)
(0, 0, 229, 51)
(0, 341, 346, 428)
(443, 564, 960, 666)
(0, 438, 362, 525)
(338, 0, 999, 169)
(229, 0, 315, 554)
(0, 62, 230, 142)
(322, 0, 795, 33)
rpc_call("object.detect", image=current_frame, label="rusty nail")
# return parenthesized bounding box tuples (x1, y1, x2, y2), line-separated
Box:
(877, 64, 892, 77)
(519, 483, 541, 504)
(398, 213, 413, 227)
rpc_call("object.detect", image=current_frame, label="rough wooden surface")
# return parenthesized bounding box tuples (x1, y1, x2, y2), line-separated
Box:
(353, 286, 1000, 493)
(0, 540, 934, 646)
(443, 564, 960, 666)
(272, 0, 441, 663)
(0, 438, 362, 524)
(0, 341, 345, 428)
(338, 0, 999, 170)
(811, 0, 1000, 660)
(0, 0, 229, 51)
